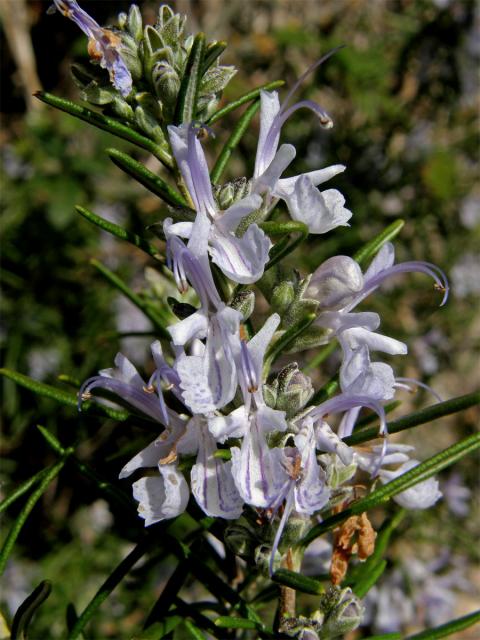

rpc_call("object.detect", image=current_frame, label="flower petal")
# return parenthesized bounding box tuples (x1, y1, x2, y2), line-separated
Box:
(191, 423, 244, 519)
(132, 464, 189, 526)
(209, 223, 271, 284)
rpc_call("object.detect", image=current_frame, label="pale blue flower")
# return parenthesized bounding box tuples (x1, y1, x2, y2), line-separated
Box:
(132, 463, 189, 526)
(379, 459, 442, 509)
(167, 124, 271, 284)
(51, 0, 132, 97)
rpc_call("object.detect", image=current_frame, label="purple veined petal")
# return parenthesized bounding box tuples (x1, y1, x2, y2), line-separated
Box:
(379, 460, 442, 510)
(314, 419, 354, 465)
(244, 314, 280, 392)
(78, 375, 167, 423)
(294, 424, 330, 515)
(52, 0, 101, 40)
(219, 194, 263, 234)
(209, 222, 272, 284)
(338, 406, 362, 439)
(132, 463, 189, 526)
(281, 176, 352, 234)
(163, 220, 194, 239)
(306, 255, 364, 310)
(166, 216, 223, 310)
(191, 422, 244, 519)
(111, 352, 145, 388)
(254, 90, 282, 178)
(356, 443, 413, 475)
(316, 310, 381, 333)
(119, 418, 187, 479)
(167, 125, 215, 216)
(394, 377, 443, 403)
(176, 310, 240, 413)
(240, 340, 258, 393)
(168, 311, 208, 347)
(276, 164, 346, 194)
(309, 393, 387, 438)
(208, 406, 249, 443)
(269, 483, 295, 576)
(98, 39, 133, 97)
(230, 413, 286, 508)
(52, 1, 132, 97)
(340, 327, 408, 356)
(363, 242, 395, 282)
(186, 124, 217, 218)
(254, 144, 296, 194)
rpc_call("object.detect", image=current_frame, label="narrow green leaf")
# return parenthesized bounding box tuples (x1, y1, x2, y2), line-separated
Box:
(299, 432, 480, 548)
(0, 368, 130, 422)
(132, 617, 183, 640)
(353, 220, 405, 266)
(0, 459, 66, 576)
(76, 206, 164, 261)
(352, 559, 387, 599)
(183, 620, 207, 639)
(106, 149, 189, 209)
(90, 259, 170, 340)
(345, 391, 480, 447)
(66, 603, 79, 635)
(206, 80, 285, 125)
(68, 536, 157, 640)
(36, 425, 66, 455)
(272, 569, 324, 595)
(36, 426, 135, 513)
(174, 33, 206, 124)
(405, 609, 480, 639)
(310, 374, 339, 405)
(34, 92, 173, 168)
(144, 561, 190, 628)
(264, 313, 316, 370)
(363, 634, 402, 640)
(201, 41, 227, 74)
(261, 221, 309, 271)
(11, 580, 52, 640)
(0, 467, 50, 515)
(303, 341, 337, 373)
(214, 616, 259, 630)
(210, 99, 260, 183)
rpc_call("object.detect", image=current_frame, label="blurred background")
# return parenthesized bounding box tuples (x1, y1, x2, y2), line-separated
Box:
(1, 1, 479, 637)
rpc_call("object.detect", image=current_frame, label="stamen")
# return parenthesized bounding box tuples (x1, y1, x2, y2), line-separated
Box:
(143, 385, 156, 394)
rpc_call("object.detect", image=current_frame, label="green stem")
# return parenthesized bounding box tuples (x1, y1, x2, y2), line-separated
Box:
(0, 458, 67, 576)
(211, 99, 260, 184)
(106, 149, 189, 209)
(68, 536, 156, 640)
(353, 219, 405, 266)
(206, 80, 285, 125)
(34, 92, 173, 168)
(90, 259, 170, 340)
(344, 391, 480, 447)
(0, 467, 50, 514)
(299, 431, 480, 548)
(405, 609, 480, 640)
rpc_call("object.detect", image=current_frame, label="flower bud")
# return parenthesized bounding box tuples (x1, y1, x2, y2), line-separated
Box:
(319, 587, 364, 638)
(271, 281, 295, 312)
(224, 521, 257, 559)
(275, 363, 314, 417)
(230, 289, 255, 320)
(307, 256, 364, 310)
